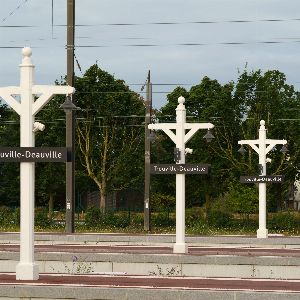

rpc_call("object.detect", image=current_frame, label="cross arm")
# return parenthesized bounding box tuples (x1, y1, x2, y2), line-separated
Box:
(265, 139, 287, 154)
(184, 123, 214, 143)
(148, 123, 177, 144)
(32, 85, 75, 115)
(238, 139, 260, 153)
(0, 86, 22, 115)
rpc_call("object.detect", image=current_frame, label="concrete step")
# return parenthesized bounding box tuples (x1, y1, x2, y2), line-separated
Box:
(1, 232, 300, 248)
(1, 244, 300, 279)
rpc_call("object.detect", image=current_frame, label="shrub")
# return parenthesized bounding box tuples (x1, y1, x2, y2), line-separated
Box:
(152, 212, 175, 227)
(186, 207, 205, 228)
(131, 213, 144, 227)
(84, 207, 131, 229)
(207, 209, 233, 228)
(268, 212, 298, 231)
(35, 207, 53, 228)
(0, 206, 14, 225)
(222, 182, 258, 215)
(151, 193, 175, 212)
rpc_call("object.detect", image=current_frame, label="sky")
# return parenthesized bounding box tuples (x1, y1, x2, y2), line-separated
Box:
(1, 0, 300, 109)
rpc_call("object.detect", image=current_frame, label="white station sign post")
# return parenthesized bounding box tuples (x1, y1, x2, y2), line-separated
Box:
(0, 47, 74, 280)
(149, 96, 214, 253)
(238, 120, 287, 239)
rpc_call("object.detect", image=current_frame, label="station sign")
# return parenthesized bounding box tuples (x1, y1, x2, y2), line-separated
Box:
(150, 164, 210, 174)
(0, 147, 69, 162)
(240, 175, 284, 184)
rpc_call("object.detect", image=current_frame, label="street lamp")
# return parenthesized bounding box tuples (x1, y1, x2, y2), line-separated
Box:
(238, 120, 287, 238)
(60, 94, 80, 233)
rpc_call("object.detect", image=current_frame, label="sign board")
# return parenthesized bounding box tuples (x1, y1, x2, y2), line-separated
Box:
(0, 147, 69, 162)
(150, 164, 210, 174)
(240, 175, 284, 184)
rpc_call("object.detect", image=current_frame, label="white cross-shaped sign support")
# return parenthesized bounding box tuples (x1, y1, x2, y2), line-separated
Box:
(0, 47, 74, 280)
(149, 96, 214, 253)
(238, 120, 287, 239)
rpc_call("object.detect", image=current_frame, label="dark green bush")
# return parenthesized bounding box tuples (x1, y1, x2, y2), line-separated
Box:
(152, 212, 175, 227)
(85, 207, 131, 229)
(0, 206, 14, 225)
(186, 207, 205, 228)
(113, 212, 131, 228)
(35, 207, 53, 228)
(131, 213, 144, 227)
(207, 209, 233, 228)
(85, 206, 102, 228)
(151, 193, 175, 212)
(268, 212, 298, 231)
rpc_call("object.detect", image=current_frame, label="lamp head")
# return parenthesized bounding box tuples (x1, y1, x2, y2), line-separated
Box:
(238, 144, 246, 154)
(280, 144, 288, 154)
(60, 95, 80, 114)
(203, 129, 214, 143)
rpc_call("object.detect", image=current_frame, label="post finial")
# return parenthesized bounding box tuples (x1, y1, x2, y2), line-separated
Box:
(260, 120, 265, 126)
(22, 47, 32, 57)
(21, 47, 33, 65)
(178, 96, 185, 104)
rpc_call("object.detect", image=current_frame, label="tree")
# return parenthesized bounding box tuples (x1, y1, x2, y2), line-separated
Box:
(157, 69, 300, 211)
(75, 65, 145, 210)
(0, 105, 20, 206)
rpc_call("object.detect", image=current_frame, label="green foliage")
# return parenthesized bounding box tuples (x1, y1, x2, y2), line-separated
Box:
(185, 207, 205, 228)
(35, 207, 53, 228)
(152, 212, 175, 227)
(151, 193, 175, 212)
(0, 206, 13, 225)
(221, 181, 258, 215)
(84, 206, 130, 229)
(75, 64, 145, 209)
(207, 209, 233, 228)
(268, 212, 298, 231)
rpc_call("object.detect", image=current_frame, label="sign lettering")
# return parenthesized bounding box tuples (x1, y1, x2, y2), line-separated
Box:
(240, 175, 284, 184)
(0, 147, 69, 162)
(150, 164, 210, 174)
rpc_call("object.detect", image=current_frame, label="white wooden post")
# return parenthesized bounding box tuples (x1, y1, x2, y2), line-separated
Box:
(149, 96, 214, 253)
(238, 120, 287, 238)
(0, 47, 74, 280)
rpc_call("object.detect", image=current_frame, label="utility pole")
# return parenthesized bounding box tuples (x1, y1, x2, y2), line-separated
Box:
(144, 70, 152, 231)
(65, 0, 75, 233)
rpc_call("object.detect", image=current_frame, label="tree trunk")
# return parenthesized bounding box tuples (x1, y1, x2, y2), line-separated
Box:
(99, 180, 106, 212)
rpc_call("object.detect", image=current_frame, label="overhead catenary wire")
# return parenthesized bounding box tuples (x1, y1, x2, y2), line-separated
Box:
(2, 17, 300, 27)
(2, 39, 300, 49)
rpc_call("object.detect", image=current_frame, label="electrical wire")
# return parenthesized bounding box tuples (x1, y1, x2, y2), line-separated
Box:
(2, 17, 300, 27)
(1, 0, 29, 23)
(2, 38, 300, 49)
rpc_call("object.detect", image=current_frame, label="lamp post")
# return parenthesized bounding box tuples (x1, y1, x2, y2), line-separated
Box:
(238, 120, 287, 238)
(0, 47, 74, 280)
(149, 96, 214, 253)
